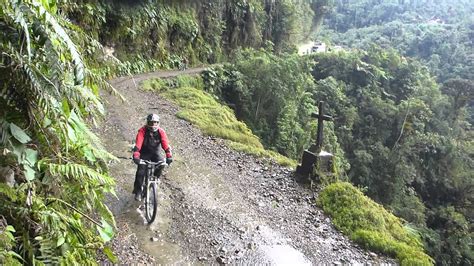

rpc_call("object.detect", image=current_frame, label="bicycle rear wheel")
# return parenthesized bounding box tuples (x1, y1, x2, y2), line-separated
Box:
(145, 182, 158, 223)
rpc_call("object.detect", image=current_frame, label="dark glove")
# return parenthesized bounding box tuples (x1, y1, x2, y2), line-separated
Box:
(166, 157, 173, 165)
(133, 158, 141, 165)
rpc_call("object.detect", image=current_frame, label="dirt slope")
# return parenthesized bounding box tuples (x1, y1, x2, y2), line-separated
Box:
(97, 68, 396, 265)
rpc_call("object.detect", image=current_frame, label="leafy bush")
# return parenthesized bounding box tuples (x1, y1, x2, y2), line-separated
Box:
(0, 1, 116, 264)
(0, 217, 21, 265)
(318, 182, 433, 265)
(96, 57, 167, 79)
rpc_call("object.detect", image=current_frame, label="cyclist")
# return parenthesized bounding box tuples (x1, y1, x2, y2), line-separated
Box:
(132, 114, 173, 201)
(181, 57, 188, 71)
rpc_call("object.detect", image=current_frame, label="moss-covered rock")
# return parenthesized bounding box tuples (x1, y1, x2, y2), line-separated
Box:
(318, 182, 434, 265)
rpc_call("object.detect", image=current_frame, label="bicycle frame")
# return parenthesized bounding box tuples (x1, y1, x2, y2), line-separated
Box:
(141, 159, 166, 181)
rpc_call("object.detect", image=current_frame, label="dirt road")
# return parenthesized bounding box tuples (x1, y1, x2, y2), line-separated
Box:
(97, 68, 395, 265)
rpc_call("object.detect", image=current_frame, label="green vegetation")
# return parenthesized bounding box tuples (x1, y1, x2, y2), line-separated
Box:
(202, 44, 472, 264)
(200, 47, 356, 173)
(318, 0, 473, 82)
(166, 87, 263, 148)
(1, 0, 116, 264)
(202, 49, 320, 159)
(2, 0, 471, 264)
(142, 78, 296, 167)
(315, 4, 473, 263)
(309, 48, 473, 265)
(1, 0, 327, 263)
(318, 182, 433, 265)
(59, 0, 322, 78)
(227, 142, 297, 167)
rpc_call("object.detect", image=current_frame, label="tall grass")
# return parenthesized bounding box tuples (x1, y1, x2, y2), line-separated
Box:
(318, 182, 434, 265)
(142, 78, 296, 167)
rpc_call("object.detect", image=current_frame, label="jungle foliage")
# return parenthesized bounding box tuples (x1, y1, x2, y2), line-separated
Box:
(0, 0, 327, 264)
(1, 0, 472, 265)
(211, 49, 350, 177)
(201, 45, 472, 264)
(311, 48, 473, 265)
(311, 1, 473, 263)
(0, 0, 116, 264)
(318, 0, 474, 83)
(202, 48, 321, 160)
(58, 0, 320, 77)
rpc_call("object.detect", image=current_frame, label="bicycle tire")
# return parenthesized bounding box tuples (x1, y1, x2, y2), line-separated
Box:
(145, 182, 158, 223)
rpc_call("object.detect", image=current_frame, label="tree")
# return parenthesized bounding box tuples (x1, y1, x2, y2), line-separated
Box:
(204, 48, 318, 158)
(441, 78, 474, 123)
(318, 0, 474, 82)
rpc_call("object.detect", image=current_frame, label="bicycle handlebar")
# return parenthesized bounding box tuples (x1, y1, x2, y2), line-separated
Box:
(117, 156, 169, 166)
(139, 159, 168, 166)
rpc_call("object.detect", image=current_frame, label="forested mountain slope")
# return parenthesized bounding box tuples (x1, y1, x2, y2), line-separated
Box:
(0, 0, 471, 265)
(312, 1, 473, 264)
(206, 46, 472, 265)
(318, 0, 473, 82)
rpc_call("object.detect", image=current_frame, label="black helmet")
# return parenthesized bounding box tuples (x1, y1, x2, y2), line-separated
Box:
(146, 114, 160, 132)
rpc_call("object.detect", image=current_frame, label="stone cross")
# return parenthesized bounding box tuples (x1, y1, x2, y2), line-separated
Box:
(309, 101, 333, 153)
(296, 101, 333, 178)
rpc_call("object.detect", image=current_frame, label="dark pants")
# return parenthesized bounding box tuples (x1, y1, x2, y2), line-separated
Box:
(133, 153, 164, 195)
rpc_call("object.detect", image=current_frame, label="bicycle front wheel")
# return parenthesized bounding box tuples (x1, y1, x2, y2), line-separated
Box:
(145, 182, 158, 223)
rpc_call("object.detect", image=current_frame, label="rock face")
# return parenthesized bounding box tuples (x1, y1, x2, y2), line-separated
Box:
(0, 166, 15, 187)
(96, 69, 396, 265)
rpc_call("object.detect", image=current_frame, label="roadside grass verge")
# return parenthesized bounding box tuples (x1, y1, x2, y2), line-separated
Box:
(142, 78, 297, 167)
(318, 182, 434, 266)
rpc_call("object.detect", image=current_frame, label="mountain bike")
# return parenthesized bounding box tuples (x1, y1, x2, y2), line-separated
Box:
(139, 159, 167, 224)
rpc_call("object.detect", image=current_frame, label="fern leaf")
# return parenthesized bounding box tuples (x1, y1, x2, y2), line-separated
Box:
(40, 6, 84, 85)
(75, 85, 104, 115)
(67, 111, 117, 162)
(41, 161, 115, 187)
(0, 84, 18, 108)
(2, 1, 32, 60)
(36, 234, 59, 265)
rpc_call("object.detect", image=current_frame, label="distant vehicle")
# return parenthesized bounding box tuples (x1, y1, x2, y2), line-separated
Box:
(298, 41, 344, 56)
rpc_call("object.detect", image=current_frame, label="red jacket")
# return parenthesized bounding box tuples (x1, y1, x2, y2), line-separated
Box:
(133, 126, 172, 159)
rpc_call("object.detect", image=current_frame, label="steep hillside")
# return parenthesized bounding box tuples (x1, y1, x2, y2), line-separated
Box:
(1, 1, 469, 265)
(60, 0, 323, 76)
(318, 0, 473, 82)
